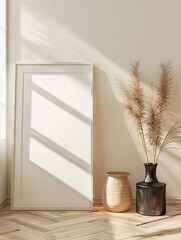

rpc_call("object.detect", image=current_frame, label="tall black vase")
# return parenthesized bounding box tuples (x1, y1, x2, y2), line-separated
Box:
(136, 163, 166, 216)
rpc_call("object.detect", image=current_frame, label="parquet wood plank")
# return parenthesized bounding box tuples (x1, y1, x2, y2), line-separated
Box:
(0, 203, 181, 240)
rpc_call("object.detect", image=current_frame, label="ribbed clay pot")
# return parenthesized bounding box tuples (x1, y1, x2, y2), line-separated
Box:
(102, 171, 132, 212)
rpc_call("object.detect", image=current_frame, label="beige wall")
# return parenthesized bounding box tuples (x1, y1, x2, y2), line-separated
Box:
(8, 0, 181, 200)
(0, 0, 7, 204)
(0, 139, 6, 204)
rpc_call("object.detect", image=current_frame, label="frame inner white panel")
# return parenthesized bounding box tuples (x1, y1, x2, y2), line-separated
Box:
(12, 63, 93, 210)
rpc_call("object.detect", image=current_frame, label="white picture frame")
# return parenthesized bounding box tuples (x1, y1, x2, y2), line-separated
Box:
(12, 63, 93, 210)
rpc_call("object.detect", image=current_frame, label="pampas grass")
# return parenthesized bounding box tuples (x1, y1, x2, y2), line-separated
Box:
(121, 60, 149, 163)
(120, 60, 181, 164)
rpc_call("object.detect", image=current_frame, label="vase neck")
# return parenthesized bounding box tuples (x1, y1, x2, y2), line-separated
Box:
(144, 163, 158, 183)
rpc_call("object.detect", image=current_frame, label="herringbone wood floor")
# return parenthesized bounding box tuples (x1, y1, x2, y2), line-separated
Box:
(0, 203, 181, 239)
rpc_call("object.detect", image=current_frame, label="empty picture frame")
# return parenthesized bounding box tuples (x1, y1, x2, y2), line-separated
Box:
(12, 63, 93, 210)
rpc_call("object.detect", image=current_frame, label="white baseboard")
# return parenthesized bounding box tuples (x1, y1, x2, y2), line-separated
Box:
(166, 198, 181, 204)
(2, 197, 181, 209)
(93, 197, 181, 205)
(93, 195, 103, 205)
(0, 200, 7, 209)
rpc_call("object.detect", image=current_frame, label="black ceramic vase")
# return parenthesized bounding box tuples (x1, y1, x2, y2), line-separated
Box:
(136, 163, 166, 216)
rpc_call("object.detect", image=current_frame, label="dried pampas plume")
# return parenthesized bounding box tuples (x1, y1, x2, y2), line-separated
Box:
(120, 60, 181, 164)
(121, 60, 148, 163)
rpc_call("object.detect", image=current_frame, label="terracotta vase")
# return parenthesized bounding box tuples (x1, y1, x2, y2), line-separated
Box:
(102, 171, 132, 212)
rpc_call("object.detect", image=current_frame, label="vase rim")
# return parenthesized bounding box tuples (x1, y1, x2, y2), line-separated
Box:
(105, 171, 130, 176)
(144, 163, 158, 165)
